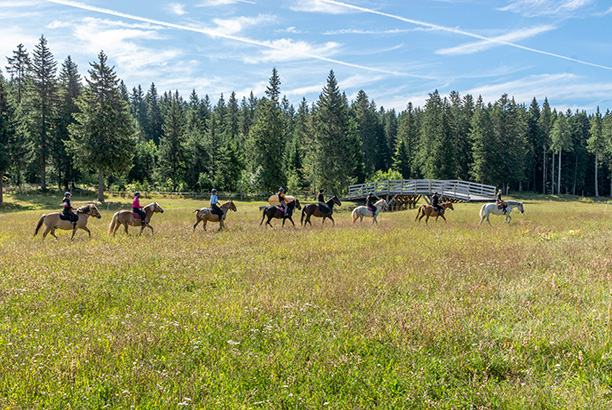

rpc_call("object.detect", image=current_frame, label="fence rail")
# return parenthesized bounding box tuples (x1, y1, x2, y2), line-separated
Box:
(347, 179, 496, 202)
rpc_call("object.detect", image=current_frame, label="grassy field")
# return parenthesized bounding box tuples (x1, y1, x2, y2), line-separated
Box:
(1, 192, 612, 408)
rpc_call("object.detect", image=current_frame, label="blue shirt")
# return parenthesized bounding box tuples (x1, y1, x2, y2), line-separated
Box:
(210, 194, 219, 206)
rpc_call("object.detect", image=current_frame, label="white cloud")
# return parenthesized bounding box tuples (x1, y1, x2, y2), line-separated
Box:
(499, 0, 594, 17)
(290, 0, 353, 14)
(170, 3, 186, 15)
(437, 25, 555, 55)
(198, 0, 255, 6)
(212, 14, 276, 35)
(323, 27, 430, 35)
(244, 38, 340, 63)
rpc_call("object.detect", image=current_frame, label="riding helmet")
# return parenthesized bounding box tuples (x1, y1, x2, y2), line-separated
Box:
(212, 189, 217, 193)
(279, 187, 284, 192)
(135, 192, 140, 197)
(64, 192, 71, 197)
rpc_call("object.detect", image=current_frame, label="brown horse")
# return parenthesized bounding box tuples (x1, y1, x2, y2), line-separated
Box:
(414, 202, 454, 224)
(34, 204, 102, 240)
(108, 202, 164, 236)
(260, 199, 301, 228)
(192, 200, 237, 231)
(301, 196, 342, 226)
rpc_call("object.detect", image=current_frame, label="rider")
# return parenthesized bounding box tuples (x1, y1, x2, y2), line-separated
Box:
(496, 189, 507, 214)
(317, 189, 330, 215)
(132, 192, 147, 226)
(365, 192, 376, 214)
(431, 192, 443, 216)
(278, 187, 289, 217)
(210, 189, 223, 220)
(62, 192, 78, 226)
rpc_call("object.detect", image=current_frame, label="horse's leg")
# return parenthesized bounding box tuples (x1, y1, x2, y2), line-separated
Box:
(486, 214, 492, 226)
(329, 216, 335, 226)
(218, 219, 224, 231)
(123, 223, 129, 235)
(441, 214, 447, 223)
(50, 228, 59, 240)
(193, 218, 201, 231)
(83, 227, 92, 238)
(146, 224, 154, 235)
(42, 226, 51, 240)
(70, 226, 78, 240)
(203, 220, 207, 231)
(289, 217, 296, 228)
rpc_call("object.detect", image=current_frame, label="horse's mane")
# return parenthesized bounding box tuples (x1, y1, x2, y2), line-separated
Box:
(77, 205, 90, 213)
(374, 198, 386, 206)
(506, 200, 522, 206)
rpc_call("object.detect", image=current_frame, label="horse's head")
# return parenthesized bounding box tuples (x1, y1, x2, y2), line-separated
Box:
(375, 199, 388, 211)
(227, 200, 237, 212)
(518, 202, 524, 213)
(332, 195, 342, 206)
(152, 202, 164, 213)
(89, 205, 102, 219)
(294, 198, 301, 210)
(445, 202, 454, 211)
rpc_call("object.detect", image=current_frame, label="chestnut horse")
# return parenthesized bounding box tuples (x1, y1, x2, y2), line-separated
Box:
(34, 204, 102, 240)
(260, 199, 301, 228)
(414, 202, 454, 224)
(192, 200, 237, 231)
(108, 202, 164, 236)
(301, 196, 342, 226)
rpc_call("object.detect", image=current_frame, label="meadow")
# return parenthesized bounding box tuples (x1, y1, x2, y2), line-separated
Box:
(1, 192, 612, 409)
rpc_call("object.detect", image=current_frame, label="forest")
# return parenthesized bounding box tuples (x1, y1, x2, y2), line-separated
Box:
(1, 35, 612, 203)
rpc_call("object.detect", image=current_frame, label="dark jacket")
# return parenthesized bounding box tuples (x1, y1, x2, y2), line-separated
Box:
(431, 195, 440, 208)
(317, 192, 325, 202)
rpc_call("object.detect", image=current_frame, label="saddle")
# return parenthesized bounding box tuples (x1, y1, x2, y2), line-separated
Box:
(59, 212, 78, 222)
(367, 206, 376, 213)
(496, 201, 507, 210)
(133, 211, 143, 219)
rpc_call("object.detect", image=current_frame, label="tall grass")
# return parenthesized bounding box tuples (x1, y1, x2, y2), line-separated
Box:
(1, 195, 612, 408)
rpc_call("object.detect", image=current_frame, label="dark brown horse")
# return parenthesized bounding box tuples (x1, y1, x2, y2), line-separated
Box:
(260, 199, 301, 228)
(301, 196, 342, 226)
(414, 202, 454, 224)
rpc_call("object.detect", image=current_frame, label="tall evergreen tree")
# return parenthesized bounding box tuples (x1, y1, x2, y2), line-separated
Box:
(550, 112, 573, 195)
(157, 92, 186, 191)
(27, 35, 58, 189)
(588, 107, 605, 197)
(0, 76, 15, 204)
(144, 83, 163, 145)
(539, 98, 553, 193)
(312, 70, 363, 193)
(5, 43, 31, 104)
(68, 51, 135, 202)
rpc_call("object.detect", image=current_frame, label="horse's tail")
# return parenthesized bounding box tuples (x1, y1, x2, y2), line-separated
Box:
(479, 204, 486, 218)
(414, 206, 422, 221)
(34, 215, 45, 237)
(301, 207, 306, 225)
(351, 208, 358, 223)
(192, 209, 199, 213)
(108, 212, 119, 235)
(259, 207, 266, 226)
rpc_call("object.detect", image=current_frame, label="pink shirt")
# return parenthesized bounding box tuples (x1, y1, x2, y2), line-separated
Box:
(132, 197, 141, 208)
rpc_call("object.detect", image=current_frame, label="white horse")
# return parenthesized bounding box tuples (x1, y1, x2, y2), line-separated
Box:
(479, 200, 524, 225)
(352, 199, 388, 224)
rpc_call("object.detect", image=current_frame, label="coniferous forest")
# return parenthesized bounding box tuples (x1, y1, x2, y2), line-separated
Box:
(1, 36, 612, 203)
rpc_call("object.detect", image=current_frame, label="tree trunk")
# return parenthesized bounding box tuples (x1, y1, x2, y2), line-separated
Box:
(558, 150, 562, 196)
(595, 152, 599, 197)
(98, 169, 105, 202)
(551, 151, 555, 195)
(543, 148, 547, 194)
(573, 154, 578, 195)
(0, 172, 3, 204)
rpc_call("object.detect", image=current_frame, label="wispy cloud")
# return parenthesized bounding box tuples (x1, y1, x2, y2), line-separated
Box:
(437, 25, 555, 55)
(319, 0, 612, 71)
(43, 0, 426, 77)
(243, 38, 340, 63)
(499, 0, 594, 17)
(169, 3, 186, 15)
(323, 27, 430, 35)
(211, 14, 276, 35)
(289, 0, 352, 14)
(198, 0, 255, 6)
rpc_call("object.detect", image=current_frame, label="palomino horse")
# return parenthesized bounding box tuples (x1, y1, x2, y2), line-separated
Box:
(351, 199, 388, 224)
(192, 200, 237, 231)
(260, 199, 301, 228)
(414, 202, 454, 224)
(301, 196, 342, 226)
(34, 204, 102, 240)
(108, 202, 164, 236)
(479, 200, 524, 225)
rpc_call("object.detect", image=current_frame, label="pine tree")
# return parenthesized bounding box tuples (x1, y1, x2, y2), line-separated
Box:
(68, 51, 135, 202)
(55, 56, 81, 190)
(247, 68, 286, 191)
(352, 90, 380, 176)
(539, 98, 553, 193)
(550, 112, 573, 194)
(0, 76, 15, 204)
(157, 92, 186, 191)
(312, 70, 363, 194)
(588, 107, 605, 197)
(27, 35, 58, 190)
(145, 83, 163, 145)
(5, 43, 31, 104)
(391, 139, 410, 178)
(470, 97, 496, 185)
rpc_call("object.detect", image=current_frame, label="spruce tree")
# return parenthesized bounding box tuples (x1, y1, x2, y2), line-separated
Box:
(0, 76, 15, 204)
(157, 92, 186, 191)
(5, 43, 31, 104)
(144, 83, 163, 145)
(68, 51, 135, 202)
(588, 107, 605, 197)
(550, 112, 573, 194)
(27, 35, 58, 190)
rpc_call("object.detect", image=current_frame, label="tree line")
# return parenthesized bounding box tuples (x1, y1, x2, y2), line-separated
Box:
(1, 35, 612, 204)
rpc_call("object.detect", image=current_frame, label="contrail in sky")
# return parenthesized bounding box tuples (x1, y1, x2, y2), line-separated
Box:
(43, 0, 434, 78)
(320, 0, 612, 72)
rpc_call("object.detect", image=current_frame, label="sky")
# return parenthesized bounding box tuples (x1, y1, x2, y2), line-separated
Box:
(1, 0, 611, 113)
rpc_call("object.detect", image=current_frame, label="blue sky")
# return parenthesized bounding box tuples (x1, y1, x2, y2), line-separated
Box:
(1, 0, 611, 112)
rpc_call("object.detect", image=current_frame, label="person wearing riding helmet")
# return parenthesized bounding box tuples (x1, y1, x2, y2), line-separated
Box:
(132, 192, 147, 226)
(278, 187, 289, 216)
(431, 192, 443, 216)
(317, 189, 330, 215)
(496, 189, 507, 214)
(365, 192, 376, 213)
(210, 189, 223, 220)
(62, 192, 78, 226)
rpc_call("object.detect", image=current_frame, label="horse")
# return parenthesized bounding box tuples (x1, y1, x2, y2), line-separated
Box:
(108, 202, 164, 236)
(414, 202, 455, 224)
(34, 204, 102, 240)
(479, 200, 524, 225)
(301, 196, 342, 226)
(260, 198, 301, 228)
(192, 200, 237, 231)
(351, 199, 388, 224)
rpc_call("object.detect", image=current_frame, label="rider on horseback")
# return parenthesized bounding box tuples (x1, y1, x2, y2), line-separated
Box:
(210, 189, 224, 221)
(132, 192, 147, 226)
(431, 192, 443, 216)
(366, 192, 376, 213)
(496, 189, 507, 214)
(318, 189, 330, 215)
(278, 188, 289, 217)
(62, 192, 78, 226)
